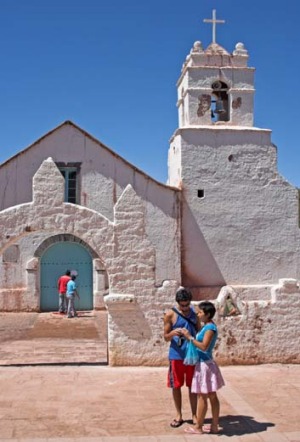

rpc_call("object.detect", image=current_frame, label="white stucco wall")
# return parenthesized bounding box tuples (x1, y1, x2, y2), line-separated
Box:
(214, 279, 300, 364)
(0, 158, 181, 365)
(169, 126, 300, 289)
(0, 122, 181, 285)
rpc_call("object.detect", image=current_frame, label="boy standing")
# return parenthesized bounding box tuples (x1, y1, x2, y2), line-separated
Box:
(66, 275, 80, 318)
(164, 287, 200, 427)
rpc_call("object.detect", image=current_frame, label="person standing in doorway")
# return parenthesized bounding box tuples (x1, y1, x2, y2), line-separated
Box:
(57, 270, 71, 314)
(164, 287, 200, 428)
(66, 275, 80, 318)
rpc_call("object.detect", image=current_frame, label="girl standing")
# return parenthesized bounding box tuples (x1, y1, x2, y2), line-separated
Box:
(181, 301, 225, 434)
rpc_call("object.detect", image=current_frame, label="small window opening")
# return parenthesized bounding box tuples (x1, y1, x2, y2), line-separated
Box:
(211, 81, 229, 123)
(198, 189, 204, 198)
(56, 163, 81, 204)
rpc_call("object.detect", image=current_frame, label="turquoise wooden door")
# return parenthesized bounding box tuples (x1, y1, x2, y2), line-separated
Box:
(40, 242, 93, 311)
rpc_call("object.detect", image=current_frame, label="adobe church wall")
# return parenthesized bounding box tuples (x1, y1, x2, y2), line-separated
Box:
(0, 156, 298, 364)
(170, 127, 300, 288)
(214, 279, 300, 364)
(0, 157, 181, 365)
(0, 123, 181, 287)
(0, 232, 50, 311)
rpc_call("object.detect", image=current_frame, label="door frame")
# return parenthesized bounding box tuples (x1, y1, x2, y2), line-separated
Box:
(31, 233, 108, 311)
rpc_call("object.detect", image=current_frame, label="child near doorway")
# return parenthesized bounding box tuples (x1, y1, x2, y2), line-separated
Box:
(66, 275, 80, 318)
(57, 270, 71, 314)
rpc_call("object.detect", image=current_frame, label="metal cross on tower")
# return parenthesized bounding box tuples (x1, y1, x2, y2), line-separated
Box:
(203, 9, 225, 44)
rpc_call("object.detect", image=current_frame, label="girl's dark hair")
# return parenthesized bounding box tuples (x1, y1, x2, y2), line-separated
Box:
(198, 301, 216, 319)
(175, 287, 192, 303)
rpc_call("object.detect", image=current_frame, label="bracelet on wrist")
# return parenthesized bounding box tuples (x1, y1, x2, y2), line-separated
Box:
(189, 336, 195, 342)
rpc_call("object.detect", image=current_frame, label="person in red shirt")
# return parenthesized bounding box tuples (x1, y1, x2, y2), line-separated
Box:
(57, 270, 71, 314)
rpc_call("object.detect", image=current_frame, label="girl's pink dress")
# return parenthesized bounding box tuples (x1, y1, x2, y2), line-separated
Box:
(191, 359, 225, 394)
(191, 322, 225, 394)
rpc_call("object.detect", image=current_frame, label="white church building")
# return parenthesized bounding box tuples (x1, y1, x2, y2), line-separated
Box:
(0, 11, 299, 365)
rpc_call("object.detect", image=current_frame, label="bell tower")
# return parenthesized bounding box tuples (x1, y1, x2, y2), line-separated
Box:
(167, 11, 298, 297)
(176, 10, 254, 129)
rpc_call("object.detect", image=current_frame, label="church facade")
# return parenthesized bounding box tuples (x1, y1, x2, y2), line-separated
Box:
(0, 14, 299, 365)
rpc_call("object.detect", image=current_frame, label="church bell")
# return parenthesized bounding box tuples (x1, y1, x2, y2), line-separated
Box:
(215, 98, 226, 114)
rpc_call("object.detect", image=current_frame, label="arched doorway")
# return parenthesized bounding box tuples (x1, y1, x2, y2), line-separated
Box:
(40, 241, 93, 311)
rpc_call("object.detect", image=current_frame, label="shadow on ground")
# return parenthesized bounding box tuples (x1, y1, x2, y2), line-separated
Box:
(219, 414, 275, 436)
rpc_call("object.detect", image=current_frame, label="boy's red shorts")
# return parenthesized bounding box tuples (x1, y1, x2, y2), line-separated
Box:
(167, 360, 195, 388)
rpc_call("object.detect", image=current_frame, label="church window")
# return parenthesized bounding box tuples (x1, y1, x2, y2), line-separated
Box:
(56, 163, 81, 204)
(198, 189, 204, 198)
(211, 81, 229, 123)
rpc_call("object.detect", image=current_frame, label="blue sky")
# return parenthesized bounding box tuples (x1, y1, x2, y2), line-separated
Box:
(0, 0, 299, 186)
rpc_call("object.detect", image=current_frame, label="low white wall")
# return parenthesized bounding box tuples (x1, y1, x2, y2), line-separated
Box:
(213, 279, 300, 364)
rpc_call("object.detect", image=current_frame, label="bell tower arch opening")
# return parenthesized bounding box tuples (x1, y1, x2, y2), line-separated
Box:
(211, 80, 229, 122)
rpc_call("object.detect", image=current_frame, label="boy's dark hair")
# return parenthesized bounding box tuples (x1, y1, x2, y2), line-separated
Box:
(198, 301, 216, 319)
(175, 287, 192, 303)
(66, 270, 71, 276)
